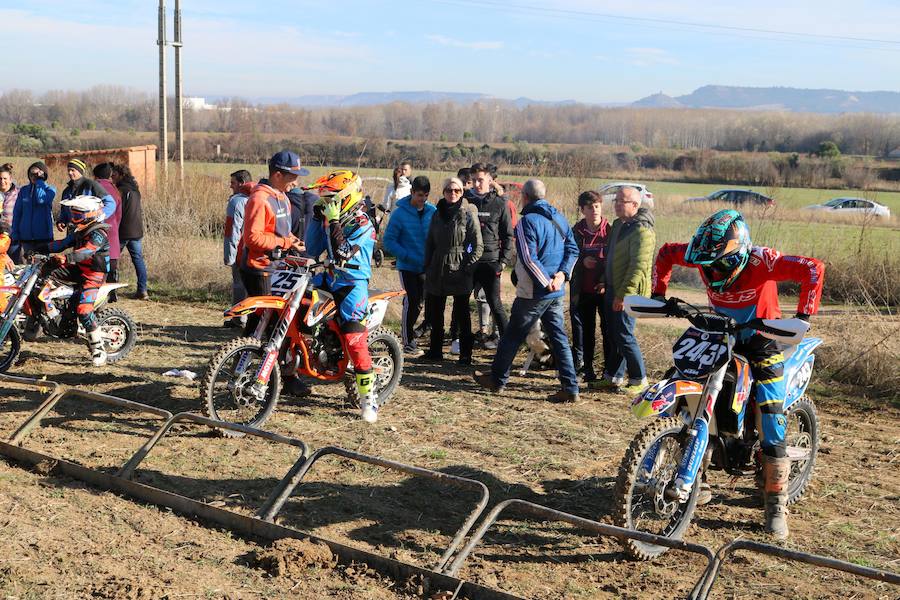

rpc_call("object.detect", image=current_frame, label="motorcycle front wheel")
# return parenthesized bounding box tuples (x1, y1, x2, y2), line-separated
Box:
(0, 325, 22, 373)
(201, 336, 281, 437)
(785, 396, 819, 504)
(613, 416, 701, 560)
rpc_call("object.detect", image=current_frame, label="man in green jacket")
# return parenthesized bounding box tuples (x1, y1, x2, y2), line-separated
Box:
(594, 186, 655, 394)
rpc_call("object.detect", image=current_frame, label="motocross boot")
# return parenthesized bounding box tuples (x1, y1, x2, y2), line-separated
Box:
(87, 328, 107, 367)
(763, 455, 791, 540)
(357, 370, 378, 423)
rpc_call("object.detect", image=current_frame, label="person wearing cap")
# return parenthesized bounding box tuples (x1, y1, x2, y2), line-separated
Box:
(236, 150, 306, 299)
(58, 158, 116, 228)
(11, 161, 56, 263)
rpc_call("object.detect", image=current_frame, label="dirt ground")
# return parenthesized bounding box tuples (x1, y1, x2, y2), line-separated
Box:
(0, 296, 897, 599)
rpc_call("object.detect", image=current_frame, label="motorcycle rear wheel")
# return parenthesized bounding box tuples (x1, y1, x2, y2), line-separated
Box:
(0, 325, 22, 373)
(95, 307, 137, 363)
(613, 416, 701, 560)
(201, 336, 281, 437)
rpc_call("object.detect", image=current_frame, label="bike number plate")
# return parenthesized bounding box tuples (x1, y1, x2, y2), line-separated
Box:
(672, 327, 729, 378)
(270, 270, 300, 297)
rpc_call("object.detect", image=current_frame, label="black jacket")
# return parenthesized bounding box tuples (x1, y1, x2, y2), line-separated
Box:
(466, 189, 514, 266)
(287, 189, 318, 240)
(117, 181, 144, 240)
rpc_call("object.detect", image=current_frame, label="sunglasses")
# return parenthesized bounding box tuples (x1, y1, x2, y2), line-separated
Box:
(444, 187, 463, 194)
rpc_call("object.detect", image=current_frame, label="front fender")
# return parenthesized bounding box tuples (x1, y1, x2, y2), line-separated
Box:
(225, 295, 286, 317)
(631, 378, 704, 418)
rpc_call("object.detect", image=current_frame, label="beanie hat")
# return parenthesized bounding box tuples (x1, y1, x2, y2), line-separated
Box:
(67, 158, 88, 175)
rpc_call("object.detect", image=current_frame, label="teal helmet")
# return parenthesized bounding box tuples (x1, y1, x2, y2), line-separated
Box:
(685, 209, 752, 291)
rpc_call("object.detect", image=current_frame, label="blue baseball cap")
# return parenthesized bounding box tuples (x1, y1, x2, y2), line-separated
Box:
(268, 150, 310, 176)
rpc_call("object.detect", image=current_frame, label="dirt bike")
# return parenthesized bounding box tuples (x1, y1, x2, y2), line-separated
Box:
(613, 296, 820, 560)
(200, 253, 405, 435)
(0, 255, 137, 372)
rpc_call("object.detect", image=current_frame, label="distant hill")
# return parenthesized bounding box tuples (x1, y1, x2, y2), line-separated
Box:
(632, 85, 900, 114)
(240, 91, 576, 108)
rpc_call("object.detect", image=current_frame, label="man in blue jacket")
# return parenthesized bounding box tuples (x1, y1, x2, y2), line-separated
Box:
(383, 176, 435, 356)
(474, 179, 581, 403)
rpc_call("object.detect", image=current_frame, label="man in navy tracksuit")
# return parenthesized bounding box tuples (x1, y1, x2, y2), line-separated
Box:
(383, 176, 436, 355)
(474, 179, 581, 403)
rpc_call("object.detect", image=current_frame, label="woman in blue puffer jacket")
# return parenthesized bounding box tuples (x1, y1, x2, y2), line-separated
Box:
(383, 175, 436, 354)
(11, 161, 56, 261)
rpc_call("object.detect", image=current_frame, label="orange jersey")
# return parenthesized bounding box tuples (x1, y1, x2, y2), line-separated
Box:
(237, 183, 293, 271)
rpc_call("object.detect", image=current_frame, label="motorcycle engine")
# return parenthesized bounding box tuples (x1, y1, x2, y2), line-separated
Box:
(307, 325, 343, 375)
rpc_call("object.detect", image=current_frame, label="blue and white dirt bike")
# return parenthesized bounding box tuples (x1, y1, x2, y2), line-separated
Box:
(613, 296, 821, 560)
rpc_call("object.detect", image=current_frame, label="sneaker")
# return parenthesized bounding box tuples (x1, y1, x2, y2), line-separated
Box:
(449, 339, 460, 355)
(697, 481, 713, 506)
(413, 323, 431, 340)
(417, 351, 443, 363)
(620, 378, 649, 396)
(472, 372, 503, 393)
(548, 389, 580, 403)
(483, 334, 499, 350)
(589, 378, 620, 392)
(130, 290, 150, 300)
(403, 343, 424, 358)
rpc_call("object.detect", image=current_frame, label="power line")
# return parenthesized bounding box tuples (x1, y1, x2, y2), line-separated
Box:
(431, 0, 900, 48)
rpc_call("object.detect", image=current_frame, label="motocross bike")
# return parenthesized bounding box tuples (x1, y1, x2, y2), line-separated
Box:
(0, 255, 138, 372)
(200, 254, 405, 435)
(613, 296, 820, 560)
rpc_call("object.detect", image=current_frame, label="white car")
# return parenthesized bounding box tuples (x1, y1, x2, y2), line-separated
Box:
(804, 197, 891, 218)
(597, 182, 654, 209)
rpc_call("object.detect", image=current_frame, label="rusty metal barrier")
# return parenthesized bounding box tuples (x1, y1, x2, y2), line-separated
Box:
(696, 538, 900, 600)
(255, 445, 491, 573)
(445, 498, 716, 600)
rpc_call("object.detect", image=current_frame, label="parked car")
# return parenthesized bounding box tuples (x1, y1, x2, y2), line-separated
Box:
(804, 197, 891, 218)
(597, 182, 654, 209)
(688, 189, 775, 207)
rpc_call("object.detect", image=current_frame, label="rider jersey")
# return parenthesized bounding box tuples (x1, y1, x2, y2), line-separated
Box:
(305, 209, 375, 287)
(652, 244, 825, 334)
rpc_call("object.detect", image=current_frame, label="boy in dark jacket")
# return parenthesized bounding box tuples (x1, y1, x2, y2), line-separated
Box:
(570, 191, 611, 386)
(11, 161, 56, 263)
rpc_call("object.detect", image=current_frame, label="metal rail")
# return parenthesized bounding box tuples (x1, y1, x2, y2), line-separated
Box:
(256, 445, 491, 573)
(118, 411, 308, 480)
(696, 538, 900, 600)
(445, 499, 715, 600)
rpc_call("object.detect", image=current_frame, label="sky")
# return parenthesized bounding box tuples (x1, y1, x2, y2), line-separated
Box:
(2, 0, 900, 103)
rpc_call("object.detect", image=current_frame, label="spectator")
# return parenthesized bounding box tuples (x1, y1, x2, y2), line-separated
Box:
(569, 191, 611, 387)
(11, 161, 55, 262)
(58, 159, 115, 226)
(422, 177, 483, 365)
(457, 168, 473, 191)
(382, 165, 411, 213)
(466, 162, 514, 345)
(92, 163, 123, 302)
(594, 187, 655, 394)
(384, 176, 436, 356)
(111, 163, 148, 300)
(474, 179, 580, 403)
(0, 163, 20, 261)
(286, 181, 318, 242)
(224, 169, 254, 325)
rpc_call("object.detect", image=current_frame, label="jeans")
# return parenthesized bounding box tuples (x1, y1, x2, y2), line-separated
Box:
(473, 262, 508, 336)
(426, 293, 473, 359)
(399, 270, 425, 346)
(570, 292, 610, 379)
(603, 293, 646, 383)
(119, 238, 148, 293)
(491, 295, 578, 394)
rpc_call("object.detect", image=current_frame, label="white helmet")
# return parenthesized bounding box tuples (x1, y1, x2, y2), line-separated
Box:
(61, 195, 105, 230)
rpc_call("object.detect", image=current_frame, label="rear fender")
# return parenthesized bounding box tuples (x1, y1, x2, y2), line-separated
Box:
(631, 378, 704, 418)
(94, 283, 128, 306)
(225, 295, 286, 318)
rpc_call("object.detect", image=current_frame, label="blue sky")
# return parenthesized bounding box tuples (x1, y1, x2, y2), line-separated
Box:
(3, 0, 900, 103)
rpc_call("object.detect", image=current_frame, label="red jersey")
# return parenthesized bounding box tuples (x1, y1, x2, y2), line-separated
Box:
(652, 243, 825, 323)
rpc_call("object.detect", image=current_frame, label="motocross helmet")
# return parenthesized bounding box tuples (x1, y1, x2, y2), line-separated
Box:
(61, 195, 105, 231)
(306, 170, 364, 222)
(685, 209, 752, 291)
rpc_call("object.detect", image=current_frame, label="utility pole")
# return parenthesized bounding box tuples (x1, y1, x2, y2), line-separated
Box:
(157, 0, 168, 181)
(173, 0, 184, 184)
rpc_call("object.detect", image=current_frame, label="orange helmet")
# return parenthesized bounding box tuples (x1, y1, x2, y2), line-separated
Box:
(306, 170, 363, 218)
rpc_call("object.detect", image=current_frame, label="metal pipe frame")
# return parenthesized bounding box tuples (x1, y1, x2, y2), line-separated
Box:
(696, 538, 900, 600)
(255, 445, 491, 573)
(445, 499, 716, 600)
(118, 411, 308, 481)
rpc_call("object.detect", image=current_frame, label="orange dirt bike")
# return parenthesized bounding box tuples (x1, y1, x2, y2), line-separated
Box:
(200, 254, 405, 434)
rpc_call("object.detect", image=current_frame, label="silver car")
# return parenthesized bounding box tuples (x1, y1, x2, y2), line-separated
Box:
(597, 182, 654, 209)
(804, 197, 891, 218)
